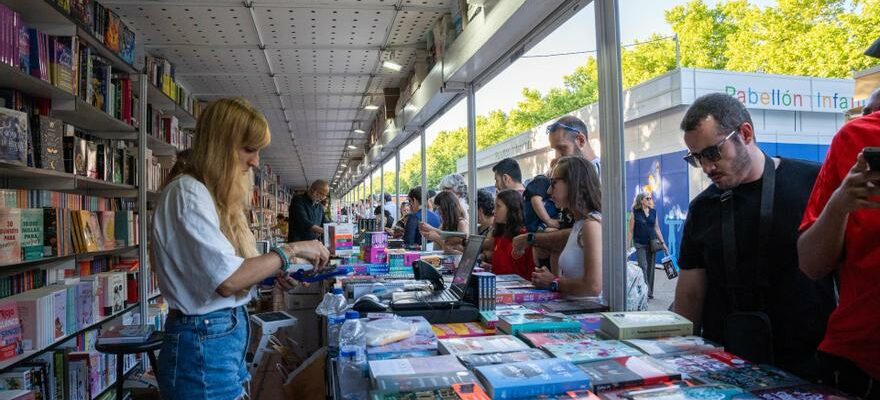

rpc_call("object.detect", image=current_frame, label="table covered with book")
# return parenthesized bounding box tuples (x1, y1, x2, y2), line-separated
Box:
(322, 231, 851, 400)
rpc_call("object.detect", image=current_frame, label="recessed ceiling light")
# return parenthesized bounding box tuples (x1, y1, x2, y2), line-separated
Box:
(341, 164, 347, 167)
(354, 129, 366, 134)
(364, 105, 379, 110)
(382, 60, 402, 71)
(347, 145, 357, 150)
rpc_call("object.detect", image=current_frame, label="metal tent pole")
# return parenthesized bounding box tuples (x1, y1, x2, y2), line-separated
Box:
(467, 85, 478, 235)
(595, 0, 627, 311)
(420, 131, 428, 250)
(137, 74, 149, 324)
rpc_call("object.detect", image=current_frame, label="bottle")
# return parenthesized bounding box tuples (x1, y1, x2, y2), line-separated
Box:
(337, 311, 367, 400)
(326, 312, 346, 358)
(317, 288, 347, 316)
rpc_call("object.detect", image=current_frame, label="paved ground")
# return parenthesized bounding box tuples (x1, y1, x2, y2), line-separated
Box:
(647, 264, 678, 311)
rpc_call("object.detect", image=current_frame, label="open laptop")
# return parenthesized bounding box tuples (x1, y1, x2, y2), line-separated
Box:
(391, 234, 485, 309)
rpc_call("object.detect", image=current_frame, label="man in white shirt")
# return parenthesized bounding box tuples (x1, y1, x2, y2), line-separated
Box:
(382, 193, 397, 225)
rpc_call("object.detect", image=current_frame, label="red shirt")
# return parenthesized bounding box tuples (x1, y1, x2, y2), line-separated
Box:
(492, 234, 536, 280)
(799, 111, 880, 379)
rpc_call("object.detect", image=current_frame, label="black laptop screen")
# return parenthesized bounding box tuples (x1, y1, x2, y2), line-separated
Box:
(451, 235, 485, 292)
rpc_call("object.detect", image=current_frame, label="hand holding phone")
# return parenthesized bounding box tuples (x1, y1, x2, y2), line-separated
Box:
(863, 147, 880, 171)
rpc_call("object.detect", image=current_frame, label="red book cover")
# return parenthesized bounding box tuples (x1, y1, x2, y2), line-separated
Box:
(0, 300, 22, 360)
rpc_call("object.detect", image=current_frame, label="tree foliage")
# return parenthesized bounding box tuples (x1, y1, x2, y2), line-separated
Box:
(364, 0, 880, 197)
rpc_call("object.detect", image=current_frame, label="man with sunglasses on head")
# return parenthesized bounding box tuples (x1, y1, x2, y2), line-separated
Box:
(512, 116, 600, 273)
(674, 93, 835, 381)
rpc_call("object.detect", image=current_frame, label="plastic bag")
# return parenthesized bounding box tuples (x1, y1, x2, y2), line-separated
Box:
(365, 317, 415, 347)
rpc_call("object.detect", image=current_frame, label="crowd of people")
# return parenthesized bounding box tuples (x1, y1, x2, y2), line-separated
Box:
(148, 88, 880, 399)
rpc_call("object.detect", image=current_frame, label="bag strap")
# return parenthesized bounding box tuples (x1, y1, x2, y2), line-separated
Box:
(721, 154, 776, 312)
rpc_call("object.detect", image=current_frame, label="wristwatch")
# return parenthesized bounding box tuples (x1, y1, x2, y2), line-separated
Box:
(550, 277, 560, 292)
(270, 246, 291, 273)
(526, 232, 536, 246)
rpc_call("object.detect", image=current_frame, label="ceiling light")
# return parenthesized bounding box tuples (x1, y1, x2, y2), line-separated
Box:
(354, 129, 366, 134)
(347, 145, 357, 150)
(341, 164, 347, 167)
(382, 60, 402, 71)
(364, 105, 379, 110)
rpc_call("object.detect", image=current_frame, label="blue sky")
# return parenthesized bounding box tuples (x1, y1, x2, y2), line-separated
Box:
(386, 0, 777, 174)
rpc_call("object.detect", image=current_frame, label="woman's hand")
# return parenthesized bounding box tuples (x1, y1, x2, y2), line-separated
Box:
(283, 240, 329, 268)
(274, 270, 300, 290)
(532, 266, 556, 289)
(419, 222, 440, 241)
(512, 233, 528, 256)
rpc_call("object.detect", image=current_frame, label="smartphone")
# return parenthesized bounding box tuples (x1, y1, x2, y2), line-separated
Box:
(864, 147, 880, 171)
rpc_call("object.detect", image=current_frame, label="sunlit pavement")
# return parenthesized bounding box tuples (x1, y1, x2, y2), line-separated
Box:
(647, 265, 678, 311)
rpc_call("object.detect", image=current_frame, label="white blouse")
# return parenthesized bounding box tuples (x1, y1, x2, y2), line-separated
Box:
(152, 175, 252, 315)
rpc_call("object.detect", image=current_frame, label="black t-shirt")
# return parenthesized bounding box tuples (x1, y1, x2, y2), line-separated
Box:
(678, 158, 835, 369)
(523, 175, 558, 232)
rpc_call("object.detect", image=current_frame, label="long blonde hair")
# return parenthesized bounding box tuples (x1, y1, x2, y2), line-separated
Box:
(185, 98, 270, 258)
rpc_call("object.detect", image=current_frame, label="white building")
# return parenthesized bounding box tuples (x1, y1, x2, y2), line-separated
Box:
(457, 67, 861, 255)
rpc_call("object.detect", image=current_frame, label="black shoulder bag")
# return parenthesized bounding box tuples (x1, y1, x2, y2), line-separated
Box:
(720, 154, 776, 364)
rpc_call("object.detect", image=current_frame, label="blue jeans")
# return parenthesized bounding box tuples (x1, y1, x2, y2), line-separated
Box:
(158, 306, 250, 400)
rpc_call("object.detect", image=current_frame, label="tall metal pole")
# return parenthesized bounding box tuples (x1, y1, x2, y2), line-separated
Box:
(380, 163, 385, 229)
(137, 74, 149, 325)
(466, 85, 478, 235)
(595, 0, 627, 311)
(674, 34, 681, 68)
(420, 131, 428, 250)
(395, 151, 401, 224)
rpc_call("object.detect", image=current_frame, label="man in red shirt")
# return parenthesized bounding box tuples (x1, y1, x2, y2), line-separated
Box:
(798, 110, 880, 398)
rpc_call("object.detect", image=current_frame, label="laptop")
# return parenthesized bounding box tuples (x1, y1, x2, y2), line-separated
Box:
(391, 234, 485, 309)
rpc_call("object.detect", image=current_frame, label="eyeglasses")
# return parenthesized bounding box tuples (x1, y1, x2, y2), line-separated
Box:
(683, 129, 737, 168)
(644, 197, 653, 201)
(547, 122, 582, 135)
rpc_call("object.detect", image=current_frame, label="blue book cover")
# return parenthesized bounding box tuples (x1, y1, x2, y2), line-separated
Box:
(475, 358, 591, 399)
(497, 313, 581, 335)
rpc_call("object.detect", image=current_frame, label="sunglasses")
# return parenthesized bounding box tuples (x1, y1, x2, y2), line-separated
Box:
(547, 122, 582, 135)
(644, 197, 653, 201)
(683, 129, 737, 168)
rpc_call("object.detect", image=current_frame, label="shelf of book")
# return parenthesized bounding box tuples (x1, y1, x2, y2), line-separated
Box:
(51, 98, 137, 138)
(0, 245, 139, 271)
(0, 161, 140, 197)
(0, 300, 142, 371)
(0, 0, 137, 74)
(90, 364, 140, 400)
(0, 254, 76, 269)
(0, 63, 73, 103)
(144, 83, 198, 129)
(76, 245, 139, 259)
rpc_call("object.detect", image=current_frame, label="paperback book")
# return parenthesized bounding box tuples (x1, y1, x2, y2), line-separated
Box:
(0, 208, 22, 265)
(479, 305, 529, 328)
(519, 332, 600, 349)
(19, 208, 43, 261)
(621, 384, 757, 400)
(370, 382, 490, 400)
(97, 324, 153, 344)
(369, 355, 475, 394)
(567, 314, 603, 333)
(432, 323, 495, 339)
(457, 348, 551, 369)
(438, 335, 530, 356)
(656, 351, 750, 380)
(0, 107, 28, 165)
(496, 312, 581, 335)
(599, 311, 693, 340)
(577, 356, 682, 393)
(623, 336, 721, 356)
(539, 299, 608, 315)
(474, 358, 591, 399)
(693, 364, 807, 392)
(543, 340, 643, 364)
(752, 384, 859, 400)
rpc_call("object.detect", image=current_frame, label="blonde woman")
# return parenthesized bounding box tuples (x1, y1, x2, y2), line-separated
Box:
(152, 98, 328, 400)
(627, 192, 667, 299)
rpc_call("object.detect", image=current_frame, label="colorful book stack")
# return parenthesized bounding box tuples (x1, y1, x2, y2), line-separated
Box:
(431, 323, 494, 339)
(144, 55, 205, 117)
(496, 312, 581, 335)
(328, 224, 354, 256)
(362, 232, 388, 264)
(469, 272, 495, 311)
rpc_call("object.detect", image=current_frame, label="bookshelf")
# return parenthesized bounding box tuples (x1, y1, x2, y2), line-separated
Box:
(0, 2, 165, 396)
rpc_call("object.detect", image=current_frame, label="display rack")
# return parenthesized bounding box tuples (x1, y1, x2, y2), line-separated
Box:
(0, 1, 179, 393)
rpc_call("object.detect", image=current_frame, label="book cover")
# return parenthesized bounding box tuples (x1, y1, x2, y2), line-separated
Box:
(496, 312, 581, 335)
(0, 301, 21, 361)
(656, 351, 750, 380)
(598, 382, 692, 400)
(42, 208, 62, 257)
(432, 323, 495, 339)
(119, 25, 135, 65)
(85, 140, 97, 179)
(82, 211, 101, 252)
(370, 385, 480, 400)
(31, 116, 63, 171)
(543, 341, 643, 364)
(599, 311, 693, 340)
(71, 0, 93, 28)
(98, 272, 126, 315)
(0, 107, 28, 165)
(438, 335, 530, 356)
(103, 11, 121, 53)
(114, 211, 129, 246)
(577, 356, 682, 393)
(520, 332, 600, 349)
(474, 358, 591, 399)
(693, 364, 807, 392)
(612, 384, 755, 400)
(369, 355, 473, 394)
(0, 208, 22, 265)
(51, 38, 75, 94)
(623, 336, 721, 356)
(97, 324, 153, 344)
(478, 305, 529, 328)
(62, 136, 87, 176)
(97, 211, 114, 250)
(19, 208, 43, 261)
(458, 349, 551, 369)
(753, 384, 859, 400)
(51, 289, 66, 340)
(541, 299, 608, 315)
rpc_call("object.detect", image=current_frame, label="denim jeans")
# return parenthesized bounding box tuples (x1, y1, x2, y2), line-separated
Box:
(158, 306, 250, 400)
(635, 243, 656, 297)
